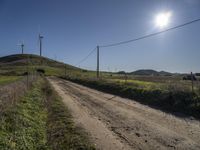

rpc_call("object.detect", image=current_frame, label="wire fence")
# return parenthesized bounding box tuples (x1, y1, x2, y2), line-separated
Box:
(0, 74, 38, 116)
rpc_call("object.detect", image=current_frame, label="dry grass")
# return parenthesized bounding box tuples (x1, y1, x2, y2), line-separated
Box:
(0, 76, 36, 114)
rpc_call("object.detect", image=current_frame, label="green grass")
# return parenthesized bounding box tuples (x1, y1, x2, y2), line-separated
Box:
(108, 78, 165, 90)
(0, 77, 95, 150)
(0, 76, 22, 85)
(0, 78, 49, 149)
(107, 77, 200, 93)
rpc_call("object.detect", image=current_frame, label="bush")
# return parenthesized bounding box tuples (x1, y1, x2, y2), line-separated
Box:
(37, 68, 45, 74)
(22, 71, 28, 75)
(195, 73, 200, 76)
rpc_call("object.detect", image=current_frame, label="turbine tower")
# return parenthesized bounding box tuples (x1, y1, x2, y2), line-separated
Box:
(39, 34, 44, 56)
(17, 42, 24, 54)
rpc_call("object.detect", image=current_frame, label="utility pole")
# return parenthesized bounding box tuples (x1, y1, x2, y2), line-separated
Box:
(97, 45, 99, 78)
(39, 34, 43, 56)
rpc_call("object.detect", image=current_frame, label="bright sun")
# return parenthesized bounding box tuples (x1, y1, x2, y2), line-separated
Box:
(155, 12, 172, 28)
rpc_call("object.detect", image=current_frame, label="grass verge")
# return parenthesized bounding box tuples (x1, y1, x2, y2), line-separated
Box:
(0, 78, 48, 149)
(0, 77, 95, 150)
(43, 79, 95, 150)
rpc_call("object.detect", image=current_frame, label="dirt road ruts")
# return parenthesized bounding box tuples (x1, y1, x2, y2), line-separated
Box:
(48, 77, 200, 150)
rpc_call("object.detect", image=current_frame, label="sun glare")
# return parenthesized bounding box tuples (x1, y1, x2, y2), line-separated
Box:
(155, 12, 171, 28)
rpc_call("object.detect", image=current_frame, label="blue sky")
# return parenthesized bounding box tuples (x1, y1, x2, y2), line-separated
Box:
(0, 0, 200, 73)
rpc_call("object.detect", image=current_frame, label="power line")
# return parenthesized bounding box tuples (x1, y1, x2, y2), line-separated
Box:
(100, 18, 200, 48)
(75, 47, 97, 66)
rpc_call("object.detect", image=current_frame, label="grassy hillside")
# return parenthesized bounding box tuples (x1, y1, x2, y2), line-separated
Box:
(0, 54, 112, 79)
(0, 54, 80, 76)
(0, 54, 185, 79)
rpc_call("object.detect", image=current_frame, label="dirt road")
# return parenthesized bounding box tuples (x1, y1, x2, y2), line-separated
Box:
(48, 77, 200, 150)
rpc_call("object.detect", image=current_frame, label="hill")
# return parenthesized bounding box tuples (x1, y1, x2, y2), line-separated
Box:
(0, 54, 174, 77)
(130, 69, 158, 76)
(129, 69, 172, 76)
(0, 54, 80, 76)
(116, 69, 172, 76)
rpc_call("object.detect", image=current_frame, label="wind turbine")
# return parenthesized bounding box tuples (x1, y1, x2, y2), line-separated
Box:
(39, 34, 44, 56)
(17, 41, 25, 54)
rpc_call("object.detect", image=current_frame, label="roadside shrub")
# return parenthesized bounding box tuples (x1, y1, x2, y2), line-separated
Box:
(37, 68, 45, 74)
(22, 71, 28, 75)
(82, 69, 88, 72)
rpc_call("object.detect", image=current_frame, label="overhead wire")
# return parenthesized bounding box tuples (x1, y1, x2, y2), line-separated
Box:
(75, 47, 97, 66)
(75, 18, 200, 67)
(100, 18, 200, 48)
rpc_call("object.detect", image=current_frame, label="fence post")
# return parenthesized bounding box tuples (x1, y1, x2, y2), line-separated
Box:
(27, 55, 29, 89)
(191, 72, 194, 93)
(65, 64, 67, 78)
(97, 46, 99, 78)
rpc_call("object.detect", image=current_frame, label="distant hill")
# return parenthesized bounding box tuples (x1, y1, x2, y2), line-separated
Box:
(0, 54, 80, 76)
(130, 69, 158, 76)
(117, 69, 172, 76)
(157, 71, 172, 76)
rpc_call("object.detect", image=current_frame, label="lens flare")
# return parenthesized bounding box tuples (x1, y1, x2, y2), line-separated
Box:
(155, 12, 172, 28)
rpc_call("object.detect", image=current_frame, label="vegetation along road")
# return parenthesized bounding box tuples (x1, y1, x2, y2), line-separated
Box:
(49, 77, 200, 150)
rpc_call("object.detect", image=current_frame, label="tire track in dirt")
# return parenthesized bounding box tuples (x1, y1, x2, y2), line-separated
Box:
(48, 77, 131, 150)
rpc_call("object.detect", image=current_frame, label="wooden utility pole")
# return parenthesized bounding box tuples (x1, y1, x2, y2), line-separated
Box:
(97, 45, 99, 78)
